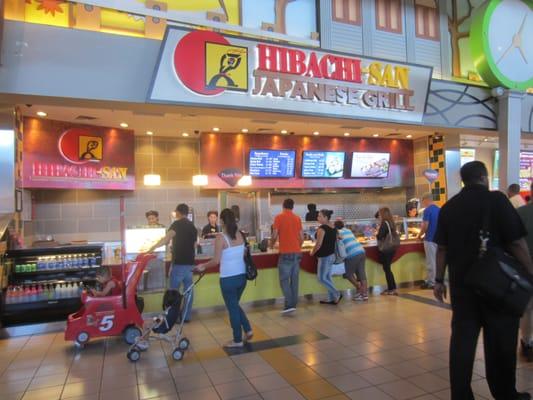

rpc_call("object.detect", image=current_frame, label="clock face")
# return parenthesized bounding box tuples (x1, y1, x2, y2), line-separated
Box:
(470, 0, 533, 90)
(488, 0, 533, 83)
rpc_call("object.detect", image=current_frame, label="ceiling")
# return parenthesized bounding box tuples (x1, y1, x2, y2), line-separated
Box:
(18, 102, 441, 140)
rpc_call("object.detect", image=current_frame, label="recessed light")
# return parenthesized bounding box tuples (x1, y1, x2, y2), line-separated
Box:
(213, 127, 220, 132)
(36, 111, 47, 117)
(120, 122, 128, 128)
(483, 138, 488, 142)
(182, 132, 189, 137)
(281, 130, 288, 134)
(373, 134, 379, 137)
(313, 131, 320, 136)
(241, 128, 248, 133)
(406, 134, 412, 138)
(146, 131, 153, 136)
(343, 132, 350, 137)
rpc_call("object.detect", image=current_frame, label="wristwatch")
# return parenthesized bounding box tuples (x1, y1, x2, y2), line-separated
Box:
(435, 277, 445, 284)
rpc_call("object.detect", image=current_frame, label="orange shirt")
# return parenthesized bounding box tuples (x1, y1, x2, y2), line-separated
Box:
(273, 210, 303, 254)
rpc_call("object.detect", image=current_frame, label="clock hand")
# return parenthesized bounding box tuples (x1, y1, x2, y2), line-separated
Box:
(518, 45, 528, 64)
(518, 13, 527, 38)
(497, 41, 515, 65)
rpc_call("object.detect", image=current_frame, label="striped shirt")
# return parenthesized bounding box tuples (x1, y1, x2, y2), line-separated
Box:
(338, 228, 365, 259)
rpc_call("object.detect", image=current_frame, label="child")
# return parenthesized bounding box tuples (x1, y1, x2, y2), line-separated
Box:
(90, 266, 121, 297)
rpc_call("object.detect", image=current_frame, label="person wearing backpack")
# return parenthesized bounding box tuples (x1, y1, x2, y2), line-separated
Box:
(194, 209, 253, 348)
(334, 220, 368, 301)
(310, 209, 342, 305)
(376, 207, 399, 296)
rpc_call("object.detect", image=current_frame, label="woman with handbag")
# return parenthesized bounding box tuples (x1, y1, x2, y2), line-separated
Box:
(376, 207, 399, 296)
(310, 209, 342, 305)
(194, 209, 253, 348)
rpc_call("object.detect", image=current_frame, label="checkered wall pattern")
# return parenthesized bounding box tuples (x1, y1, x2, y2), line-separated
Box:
(429, 136, 446, 206)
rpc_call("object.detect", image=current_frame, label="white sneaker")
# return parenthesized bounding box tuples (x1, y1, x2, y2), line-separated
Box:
(281, 307, 296, 314)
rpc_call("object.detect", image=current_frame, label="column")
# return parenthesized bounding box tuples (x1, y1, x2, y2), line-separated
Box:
(444, 134, 462, 199)
(498, 90, 525, 190)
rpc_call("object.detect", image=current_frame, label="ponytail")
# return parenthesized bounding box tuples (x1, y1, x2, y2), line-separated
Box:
(220, 208, 238, 240)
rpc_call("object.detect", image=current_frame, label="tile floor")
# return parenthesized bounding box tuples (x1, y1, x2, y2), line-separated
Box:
(0, 290, 532, 400)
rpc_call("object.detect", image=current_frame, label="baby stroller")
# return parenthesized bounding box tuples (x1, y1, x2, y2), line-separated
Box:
(126, 273, 204, 362)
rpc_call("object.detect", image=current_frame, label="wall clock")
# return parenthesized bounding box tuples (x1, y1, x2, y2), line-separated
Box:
(470, 0, 533, 90)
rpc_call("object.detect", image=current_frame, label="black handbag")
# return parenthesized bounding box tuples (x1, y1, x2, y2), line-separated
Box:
(377, 221, 400, 253)
(464, 198, 533, 317)
(241, 231, 258, 281)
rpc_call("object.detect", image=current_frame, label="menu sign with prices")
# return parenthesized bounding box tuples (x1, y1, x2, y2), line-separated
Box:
(302, 151, 345, 178)
(249, 149, 295, 178)
(520, 152, 533, 190)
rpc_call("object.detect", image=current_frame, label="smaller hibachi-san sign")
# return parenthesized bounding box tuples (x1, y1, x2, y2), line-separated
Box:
(149, 28, 432, 124)
(22, 118, 135, 190)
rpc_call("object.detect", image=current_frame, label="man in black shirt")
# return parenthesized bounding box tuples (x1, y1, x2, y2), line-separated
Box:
(148, 203, 198, 322)
(434, 161, 533, 400)
(201, 211, 220, 238)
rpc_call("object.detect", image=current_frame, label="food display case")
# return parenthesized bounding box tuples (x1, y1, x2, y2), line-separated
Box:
(2, 245, 103, 324)
(302, 217, 424, 246)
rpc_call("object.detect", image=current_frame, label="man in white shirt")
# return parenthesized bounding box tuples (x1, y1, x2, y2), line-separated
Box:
(508, 183, 526, 209)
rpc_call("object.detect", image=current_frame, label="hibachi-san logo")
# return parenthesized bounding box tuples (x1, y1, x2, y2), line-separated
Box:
(173, 30, 248, 96)
(58, 128, 103, 165)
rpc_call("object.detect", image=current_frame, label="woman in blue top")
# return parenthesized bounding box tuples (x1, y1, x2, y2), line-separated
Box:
(334, 220, 368, 301)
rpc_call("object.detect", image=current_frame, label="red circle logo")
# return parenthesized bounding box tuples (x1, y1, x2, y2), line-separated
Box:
(173, 30, 230, 96)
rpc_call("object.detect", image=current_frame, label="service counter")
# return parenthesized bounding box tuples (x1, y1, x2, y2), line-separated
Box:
(107, 241, 426, 313)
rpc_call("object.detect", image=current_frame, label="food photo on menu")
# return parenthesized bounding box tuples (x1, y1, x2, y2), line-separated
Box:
(325, 152, 344, 177)
(351, 152, 391, 178)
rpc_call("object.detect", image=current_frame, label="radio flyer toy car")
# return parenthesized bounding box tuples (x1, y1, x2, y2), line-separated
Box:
(64, 253, 155, 347)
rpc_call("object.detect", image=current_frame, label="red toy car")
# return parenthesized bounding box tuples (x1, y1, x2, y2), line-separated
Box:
(64, 253, 155, 347)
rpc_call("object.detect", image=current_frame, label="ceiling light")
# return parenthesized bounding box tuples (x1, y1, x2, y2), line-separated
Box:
(237, 175, 252, 186)
(373, 134, 379, 137)
(146, 131, 153, 136)
(281, 130, 288, 134)
(241, 128, 248, 133)
(313, 131, 320, 136)
(343, 132, 350, 137)
(36, 111, 47, 117)
(143, 174, 161, 186)
(182, 132, 189, 137)
(483, 138, 488, 142)
(120, 122, 128, 128)
(213, 127, 220, 132)
(192, 175, 208, 186)
(406, 134, 413, 138)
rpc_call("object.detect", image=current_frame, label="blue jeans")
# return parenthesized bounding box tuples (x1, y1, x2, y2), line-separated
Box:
(317, 254, 339, 301)
(278, 253, 301, 309)
(220, 274, 251, 343)
(169, 264, 193, 321)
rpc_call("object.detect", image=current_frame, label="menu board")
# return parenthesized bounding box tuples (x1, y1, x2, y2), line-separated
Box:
(460, 148, 476, 166)
(520, 152, 533, 190)
(351, 152, 391, 178)
(301, 151, 345, 178)
(249, 149, 295, 178)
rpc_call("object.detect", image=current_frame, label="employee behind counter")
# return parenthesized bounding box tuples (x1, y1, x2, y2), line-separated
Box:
(202, 211, 221, 239)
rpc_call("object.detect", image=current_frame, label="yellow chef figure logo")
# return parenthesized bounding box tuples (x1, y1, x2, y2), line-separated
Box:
(205, 42, 248, 92)
(78, 136, 103, 162)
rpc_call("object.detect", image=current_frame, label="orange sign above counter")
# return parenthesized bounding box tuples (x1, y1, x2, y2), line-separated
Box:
(149, 28, 432, 124)
(22, 118, 135, 190)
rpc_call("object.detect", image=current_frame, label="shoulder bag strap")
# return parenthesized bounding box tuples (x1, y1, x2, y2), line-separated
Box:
(385, 221, 392, 236)
(479, 193, 491, 255)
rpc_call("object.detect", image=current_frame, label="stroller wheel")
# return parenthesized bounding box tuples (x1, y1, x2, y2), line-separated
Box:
(172, 349, 184, 361)
(127, 349, 141, 362)
(178, 338, 190, 350)
(75, 331, 89, 347)
(123, 326, 142, 345)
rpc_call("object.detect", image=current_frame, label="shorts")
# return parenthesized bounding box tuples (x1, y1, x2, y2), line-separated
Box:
(344, 253, 366, 281)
